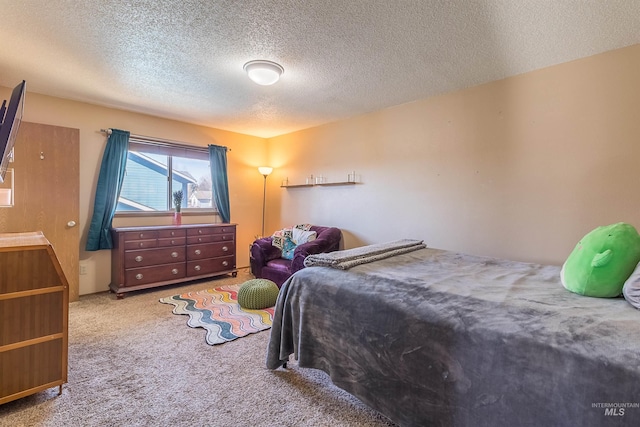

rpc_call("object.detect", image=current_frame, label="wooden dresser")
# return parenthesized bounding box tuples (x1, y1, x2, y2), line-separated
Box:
(110, 224, 237, 298)
(0, 231, 69, 405)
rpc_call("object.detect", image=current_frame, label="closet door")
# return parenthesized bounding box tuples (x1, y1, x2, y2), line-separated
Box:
(0, 122, 80, 301)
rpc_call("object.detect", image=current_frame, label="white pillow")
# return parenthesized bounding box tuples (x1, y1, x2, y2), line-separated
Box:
(292, 228, 317, 245)
(623, 262, 640, 310)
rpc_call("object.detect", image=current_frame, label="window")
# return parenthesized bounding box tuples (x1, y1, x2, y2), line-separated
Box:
(116, 138, 214, 213)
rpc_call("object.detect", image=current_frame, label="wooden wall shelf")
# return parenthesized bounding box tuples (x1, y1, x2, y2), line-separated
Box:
(317, 181, 357, 187)
(281, 181, 357, 188)
(280, 184, 314, 188)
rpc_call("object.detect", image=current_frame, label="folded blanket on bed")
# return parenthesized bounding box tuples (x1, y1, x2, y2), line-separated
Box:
(303, 239, 426, 270)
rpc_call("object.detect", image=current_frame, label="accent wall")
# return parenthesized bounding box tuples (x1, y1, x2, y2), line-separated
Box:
(265, 44, 640, 266)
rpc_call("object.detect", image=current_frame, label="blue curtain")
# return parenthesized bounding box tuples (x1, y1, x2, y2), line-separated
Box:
(85, 129, 130, 250)
(209, 144, 230, 223)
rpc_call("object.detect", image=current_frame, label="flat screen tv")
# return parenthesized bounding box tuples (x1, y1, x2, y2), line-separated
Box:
(0, 80, 26, 183)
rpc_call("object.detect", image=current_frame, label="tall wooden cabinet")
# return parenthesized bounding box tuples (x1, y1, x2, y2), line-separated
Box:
(110, 224, 237, 298)
(0, 231, 69, 405)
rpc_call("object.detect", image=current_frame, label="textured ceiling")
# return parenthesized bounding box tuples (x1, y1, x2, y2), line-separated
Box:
(1, 1, 640, 138)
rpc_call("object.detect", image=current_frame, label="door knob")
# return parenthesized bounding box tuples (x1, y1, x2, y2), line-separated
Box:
(67, 221, 76, 227)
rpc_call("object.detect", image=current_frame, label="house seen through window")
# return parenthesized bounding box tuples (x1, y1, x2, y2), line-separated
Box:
(116, 139, 214, 212)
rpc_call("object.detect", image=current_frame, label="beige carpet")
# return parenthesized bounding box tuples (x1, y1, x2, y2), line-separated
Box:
(0, 269, 396, 427)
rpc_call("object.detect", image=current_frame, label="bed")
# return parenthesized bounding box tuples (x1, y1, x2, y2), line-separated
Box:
(266, 246, 640, 427)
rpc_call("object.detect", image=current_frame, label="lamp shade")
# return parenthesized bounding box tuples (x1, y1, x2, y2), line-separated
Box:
(243, 60, 284, 86)
(258, 166, 273, 176)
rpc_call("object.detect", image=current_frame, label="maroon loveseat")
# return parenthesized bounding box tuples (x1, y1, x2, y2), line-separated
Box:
(250, 225, 342, 287)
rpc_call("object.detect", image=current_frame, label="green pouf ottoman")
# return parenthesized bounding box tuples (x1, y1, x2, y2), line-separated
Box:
(238, 279, 279, 309)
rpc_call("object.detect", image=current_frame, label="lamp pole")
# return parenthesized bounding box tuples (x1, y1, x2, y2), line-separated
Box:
(258, 167, 273, 236)
(261, 174, 267, 236)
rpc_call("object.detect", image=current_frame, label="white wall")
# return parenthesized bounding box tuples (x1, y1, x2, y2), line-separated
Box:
(266, 44, 640, 266)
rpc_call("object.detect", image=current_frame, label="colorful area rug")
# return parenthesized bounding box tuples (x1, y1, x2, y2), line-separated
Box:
(159, 284, 275, 345)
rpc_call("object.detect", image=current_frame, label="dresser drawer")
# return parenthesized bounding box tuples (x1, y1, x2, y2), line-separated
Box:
(158, 237, 186, 247)
(124, 231, 159, 241)
(187, 242, 235, 260)
(187, 227, 217, 237)
(186, 225, 234, 235)
(158, 229, 186, 239)
(213, 226, 235, 235)
(124, 239, 158, 250)
(187, 256, 235, 276)
(124, 247, 186, 268)
(125, 262, 186, 286)
(187, 233, 234, 245)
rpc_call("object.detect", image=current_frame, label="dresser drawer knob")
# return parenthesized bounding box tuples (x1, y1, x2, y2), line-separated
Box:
(135, 273, 143, 280)
(171, 231, 175, 236)
(194, 265, 201, 271)
(195, 249, 201, 255)
(222, 246, 228, 252)
(171, 252, 178, 258)
(135, 256, 143, 262)
(172, 268, 179, 275)
(198, 238, 203, 242)
(139, 233, 145, 239)
(139, 242, 145, 248)
(223, 236, 227, 240)
(171, 240, 176, 245)
(198, 229, 203, 234)
(222, 260, 228, 267)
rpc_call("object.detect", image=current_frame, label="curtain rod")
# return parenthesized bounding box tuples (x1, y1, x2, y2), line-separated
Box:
(99, 128, 230, 151)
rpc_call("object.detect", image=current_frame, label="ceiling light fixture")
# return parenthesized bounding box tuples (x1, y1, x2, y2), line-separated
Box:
(243, 60, 284, 86)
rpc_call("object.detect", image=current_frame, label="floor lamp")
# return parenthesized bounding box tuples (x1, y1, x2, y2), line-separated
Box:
(258, 167, 273, 236)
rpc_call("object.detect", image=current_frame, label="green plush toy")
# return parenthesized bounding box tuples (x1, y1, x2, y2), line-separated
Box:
(561, 222, 640, 297)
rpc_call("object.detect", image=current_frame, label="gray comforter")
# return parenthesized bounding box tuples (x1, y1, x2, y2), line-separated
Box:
(267, 248, 640, 427)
